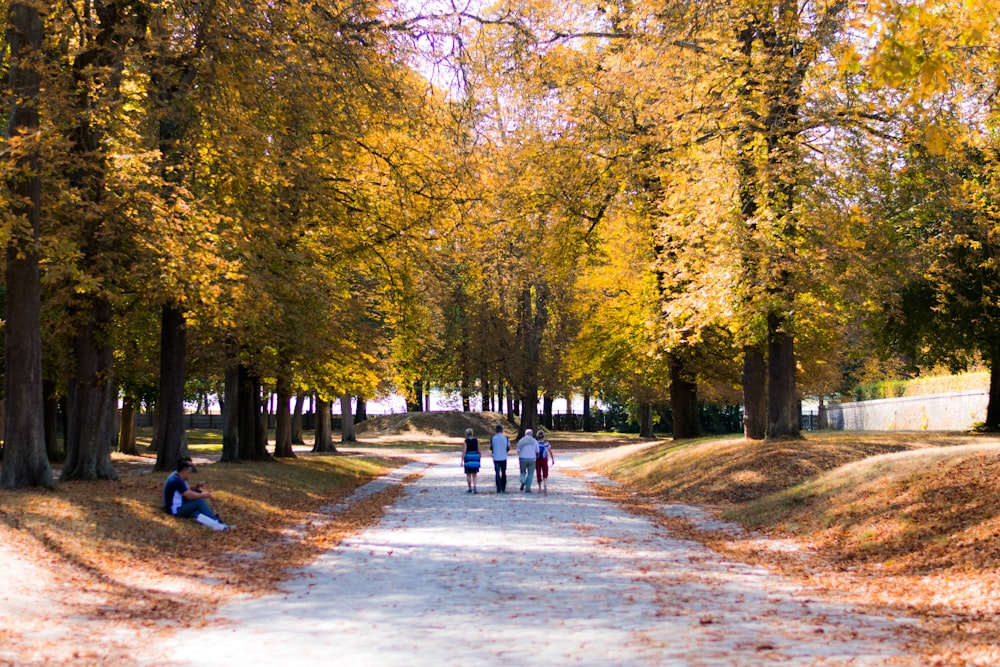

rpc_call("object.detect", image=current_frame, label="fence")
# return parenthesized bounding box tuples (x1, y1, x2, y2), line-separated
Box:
(133, 413, 341, 431)
(825, 390, 988, 431)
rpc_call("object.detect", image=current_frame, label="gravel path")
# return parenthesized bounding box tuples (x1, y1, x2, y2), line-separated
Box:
(142, 453, 919, 666)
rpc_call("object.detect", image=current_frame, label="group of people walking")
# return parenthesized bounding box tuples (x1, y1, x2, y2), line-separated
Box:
(462, 425, 555, 494)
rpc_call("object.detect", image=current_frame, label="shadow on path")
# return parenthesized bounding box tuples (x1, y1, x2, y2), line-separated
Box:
(143, 454, 918, 667)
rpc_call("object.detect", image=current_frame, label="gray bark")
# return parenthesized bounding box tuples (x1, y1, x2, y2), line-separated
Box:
(2, 1, 52, 489)
(153, 304, 187, 472)
(340, 395, 356, 443)
(742, 346, 767, 440)
(767, 312, 801, 439)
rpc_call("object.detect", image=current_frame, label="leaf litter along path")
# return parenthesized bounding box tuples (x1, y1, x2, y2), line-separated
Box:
(141, 453, 922, 667)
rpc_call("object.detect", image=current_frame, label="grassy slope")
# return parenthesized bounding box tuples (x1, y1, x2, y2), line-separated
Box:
(583, 430, 1000, 664)
(584, 431, 1000, 572)
(0, 453, 407, 633)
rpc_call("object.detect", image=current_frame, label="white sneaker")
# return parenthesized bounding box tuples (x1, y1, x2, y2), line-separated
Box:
(195, 514, 228, 531)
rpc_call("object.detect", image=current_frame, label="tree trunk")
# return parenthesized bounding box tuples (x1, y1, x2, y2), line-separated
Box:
(154, 304, 188, 472)
(1, 1, 52, 489)
(511, 283, 547, 435)
(273, 372, 295, 457)
(43, 380, 61, 462)
(355, 396, 367, 423)
(261, 391, 271, 432)
(766, 312, 801, 439)
(221, 364, 240, 462)
(408, 381, 423, 412)
(518, 389, 539, 437)
(108, 392, 120, 452)
(340, 395, 356, 443)
(986, 342, 1000, 430)
(742, 346, 767, 440)
(255, 383, 270, 459)
(147, 406, 159, 452)
(119, 397, 138, 455)
(60, 0, 145, 481)
(461, 364, 471, 411)
(542, 395, 554, 430)
(291, 393, 305, 444)
(238, 365, 256, 461)
(63, 299, 118, 481)
(312, 398, 336, 453)
(669, 355, 701, 439)
(583, 386, 594, 432)
(638, 402, 655, 438)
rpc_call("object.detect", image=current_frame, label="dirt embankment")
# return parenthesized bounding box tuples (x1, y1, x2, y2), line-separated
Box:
(356, 411, 517, 438)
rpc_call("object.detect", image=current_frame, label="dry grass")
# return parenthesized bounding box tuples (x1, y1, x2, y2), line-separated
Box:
(583, 430, 1000, 666)
(580, 430, 985, 505)
(0, 450, 409, 664)
(0, 452, 403, 583)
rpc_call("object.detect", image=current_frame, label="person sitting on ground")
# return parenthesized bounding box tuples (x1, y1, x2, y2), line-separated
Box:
(162, 459, 231, 530)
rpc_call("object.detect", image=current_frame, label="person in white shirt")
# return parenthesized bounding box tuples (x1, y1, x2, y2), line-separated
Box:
(489, 424, 511, 493)
(516, 428, 539, 493)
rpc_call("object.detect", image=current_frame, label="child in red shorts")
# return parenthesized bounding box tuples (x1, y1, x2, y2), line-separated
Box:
(535, 430, 555, 495)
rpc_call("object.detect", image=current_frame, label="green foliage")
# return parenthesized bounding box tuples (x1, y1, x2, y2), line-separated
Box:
(852, 372, 989, 402)
(595, 401, 743, 435)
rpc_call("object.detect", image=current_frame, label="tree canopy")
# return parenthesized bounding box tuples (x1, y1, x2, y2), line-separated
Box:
(2, 0, 999, 486)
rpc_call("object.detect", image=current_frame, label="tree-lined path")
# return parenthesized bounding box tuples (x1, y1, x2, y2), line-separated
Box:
(143, 454, 919, 666)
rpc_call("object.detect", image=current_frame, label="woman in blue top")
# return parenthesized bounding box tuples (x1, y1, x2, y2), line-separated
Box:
(462, 428, 481, 494)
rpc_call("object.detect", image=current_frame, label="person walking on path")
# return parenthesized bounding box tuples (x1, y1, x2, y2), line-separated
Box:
(462, 428, 481, 494)
(516, 428, 539, 493)
(535, 430, 555, 495)
(489, 424, 511, 493)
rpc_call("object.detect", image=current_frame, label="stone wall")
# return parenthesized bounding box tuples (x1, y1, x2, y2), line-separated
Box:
(826, 390, 988, 431)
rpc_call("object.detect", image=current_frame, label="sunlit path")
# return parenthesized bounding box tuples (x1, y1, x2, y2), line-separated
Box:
(143, 454, 917, 666)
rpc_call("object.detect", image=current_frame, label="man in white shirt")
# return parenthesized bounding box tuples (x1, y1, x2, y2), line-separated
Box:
(489, 424, 511, 493)
(516, 428, 539, 493)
